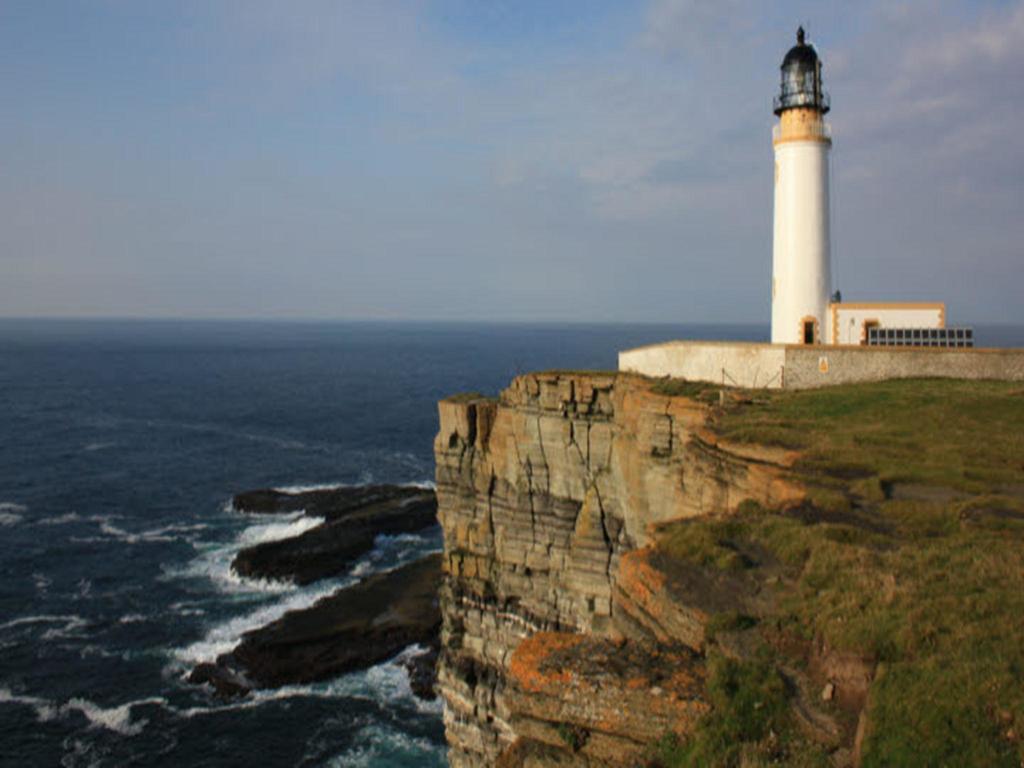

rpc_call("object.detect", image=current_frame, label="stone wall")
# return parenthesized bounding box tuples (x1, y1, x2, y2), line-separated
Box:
(783, 345, 1024, 388)
(619, 340, 1024, 390)
(433, 373, 804, 766)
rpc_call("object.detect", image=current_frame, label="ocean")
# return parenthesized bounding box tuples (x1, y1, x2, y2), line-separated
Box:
(0, 319, 1020, 767)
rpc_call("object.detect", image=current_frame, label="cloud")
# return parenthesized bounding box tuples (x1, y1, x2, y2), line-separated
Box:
(0, 0, 1022, 322)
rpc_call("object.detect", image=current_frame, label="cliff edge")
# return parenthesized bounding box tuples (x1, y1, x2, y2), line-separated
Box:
(435, 373, 1024, 767)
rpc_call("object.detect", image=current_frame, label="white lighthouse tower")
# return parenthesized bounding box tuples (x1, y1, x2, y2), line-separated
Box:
(771, 27, 832, 345)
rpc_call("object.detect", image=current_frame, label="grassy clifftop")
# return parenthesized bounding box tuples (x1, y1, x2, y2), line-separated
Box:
(654, 379, 1024, 766)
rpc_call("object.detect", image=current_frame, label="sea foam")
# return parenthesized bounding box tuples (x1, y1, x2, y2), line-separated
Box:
(169, 518, 436, 669)
(0, 501, 26, 527)
(163, 512, 325, 596)
(324, 721, 446, 768)
(0, 687, 163, 736)
(170, 574, 352, 665)
(272, 479, 435, 494)
(0, 615, 88, 640)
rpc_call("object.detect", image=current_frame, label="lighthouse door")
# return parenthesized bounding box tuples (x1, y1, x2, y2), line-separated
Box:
(802, 320, 816, 345)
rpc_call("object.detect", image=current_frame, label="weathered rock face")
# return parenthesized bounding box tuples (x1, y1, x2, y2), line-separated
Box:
(434, 373, 804, 766)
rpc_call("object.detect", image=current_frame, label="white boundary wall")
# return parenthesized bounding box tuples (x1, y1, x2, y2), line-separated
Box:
(618, 341, 1024, 390)
(619, 341, 786, 388)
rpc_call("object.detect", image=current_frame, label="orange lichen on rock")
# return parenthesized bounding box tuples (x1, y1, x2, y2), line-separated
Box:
(509, 632, 582, 694)
(504, 633, 709, 764)
(618, 548, 665, 609)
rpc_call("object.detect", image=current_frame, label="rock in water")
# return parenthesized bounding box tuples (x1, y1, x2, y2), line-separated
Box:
(232, 484, 427, 519)
(226, 553, 442, 689)
(402, 642, 441, 700)
(187, 663, 252, 699)
(230, 485, 437, 584)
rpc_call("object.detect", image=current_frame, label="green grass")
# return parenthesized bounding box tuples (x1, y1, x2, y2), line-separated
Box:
(651, 653, 829, 768)
(532, 369, 619, 377)
(653, 379, 1024, 766)
(443, 391, 496, 403)
(715, 379, 1024, 493)
(649, 378, 719, 400)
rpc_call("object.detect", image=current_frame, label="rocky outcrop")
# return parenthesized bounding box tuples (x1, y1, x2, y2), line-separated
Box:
(191, 554, 442, 695)
(434, 373, 806, 766)
(231, 485, 437, 584)
(231, 553, 442, 687)
(232, 484, 427, 518)
(191, 485, 442, 698)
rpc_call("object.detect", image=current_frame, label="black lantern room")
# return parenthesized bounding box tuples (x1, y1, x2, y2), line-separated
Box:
(773, 27, 830, 115)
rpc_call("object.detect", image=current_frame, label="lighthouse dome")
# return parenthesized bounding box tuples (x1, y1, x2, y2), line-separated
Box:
(782, 27, 819, 67)
(774, 27, 829, 115)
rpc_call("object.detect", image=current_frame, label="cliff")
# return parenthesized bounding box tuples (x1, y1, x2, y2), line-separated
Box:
(434, 373, 1024, 767)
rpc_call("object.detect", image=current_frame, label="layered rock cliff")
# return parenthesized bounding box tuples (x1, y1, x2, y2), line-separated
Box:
(435, 373, 1024, 766)
(433, 373, 807, 766)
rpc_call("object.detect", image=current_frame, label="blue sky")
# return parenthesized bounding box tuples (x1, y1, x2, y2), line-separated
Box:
(2, 1, 1022, 323)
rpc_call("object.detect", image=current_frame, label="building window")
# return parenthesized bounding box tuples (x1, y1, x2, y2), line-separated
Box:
(862, 319, 879, 345)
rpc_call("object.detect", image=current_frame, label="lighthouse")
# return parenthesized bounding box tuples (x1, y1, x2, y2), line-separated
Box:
(618, 27, 978, 387)
(771, 27, 832, 345)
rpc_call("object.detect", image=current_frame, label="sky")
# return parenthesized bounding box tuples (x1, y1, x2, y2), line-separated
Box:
(2, 0, 1022, 323)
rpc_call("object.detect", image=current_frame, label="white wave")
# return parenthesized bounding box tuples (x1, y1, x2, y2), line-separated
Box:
(162, 546, 294, 596)
(78, 518, 210, 546)
(41, 616, 90, 641)
(172, 644, 439, 724)
(320, 644, 443, 715)
(407, 480, 436, 491)
(170, 574, 352, 665)
(0, 687, 57, 721)
(324, 721, 446, 767)
(349, 532, 442, 579)
(33, 573, 52, 594)
(168, 493, 437, 675)
(97, 521, 177, 544)
(83, 441, 115, 452)
(0, 501, 26, 526)
(163, 513, 325, 597)
(272, 479, 435, 494)
(36, 512, 83, 526)
(169, 602, 206, 617)
(152, 522, 210, 535)
(0, 614, 85, 633)
(76, 644, 122, 660)
(237, 514, 322, 547)
(273, 481, 355, 494)
(62, 697, 164, 736)
(0, 614, 91, 643)
(119, 614, 147, 624)
(0, 687, 162, 736)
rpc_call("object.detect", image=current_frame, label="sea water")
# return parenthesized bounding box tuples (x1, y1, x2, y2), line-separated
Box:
(0, 319, 1019, 767)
